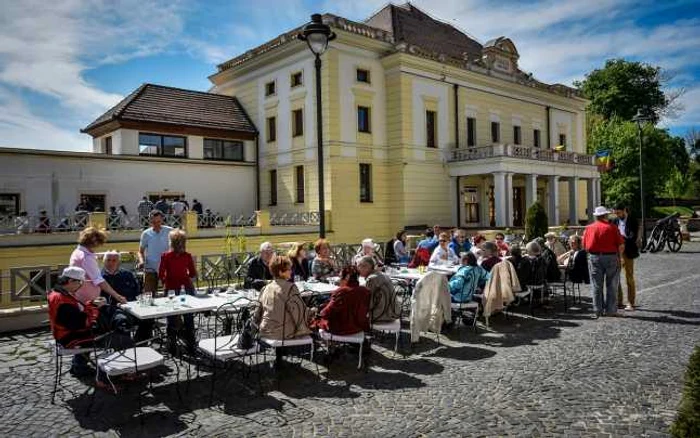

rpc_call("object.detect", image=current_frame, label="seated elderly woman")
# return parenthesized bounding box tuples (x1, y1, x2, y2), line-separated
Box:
(313, 265, 370, 335)
(352, 238, 384, 268)
(536, 237, 562, 282)
(311, 238, 338, 282)
(524, 241, 548, 286)
(245, 241, 275, 290)
(430, 232, 459, 265)
(544, 232, 567, 258)
(448, 252, 489, 303)
(357, 256, 401, 323)
(479, 241, 501, 272)
(470, 234, 486, 256)
(255, 255, 316, 340)
(558, 235, 589, 284)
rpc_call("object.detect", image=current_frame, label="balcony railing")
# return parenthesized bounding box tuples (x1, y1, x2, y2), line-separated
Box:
(270, 211, 320, 226)
(447, 144, 596, 165)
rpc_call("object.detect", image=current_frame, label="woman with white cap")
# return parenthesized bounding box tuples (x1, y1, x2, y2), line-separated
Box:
(352, 238, 384, 269)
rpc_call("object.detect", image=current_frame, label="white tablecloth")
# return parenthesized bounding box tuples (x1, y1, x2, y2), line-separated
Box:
(120, 292, 255, 320)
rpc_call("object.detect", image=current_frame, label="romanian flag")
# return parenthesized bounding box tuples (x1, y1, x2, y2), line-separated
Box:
(595, 150, 614, 172)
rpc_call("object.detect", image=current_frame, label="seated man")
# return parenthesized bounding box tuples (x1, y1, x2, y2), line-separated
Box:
(245, 241, 275, 290)
(544, 232, 567, 258)
(102, 250, 153, 342)
(357, 256, 401, 323)
(449, 229, 472, 256)
(449, 252, 489, 303)
(416, 228, 438, 252)
(48, 267, 132, 379)
(479, 242, 501, 272)
(536, 237, 562, 282)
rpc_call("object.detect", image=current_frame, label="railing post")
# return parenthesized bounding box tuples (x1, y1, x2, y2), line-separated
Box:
(183, 211, 199, 237)
(256, 210, 271, 234)
(88, 212, 106, 230)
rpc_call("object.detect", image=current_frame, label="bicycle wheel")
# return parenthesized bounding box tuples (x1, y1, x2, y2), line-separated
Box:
(646, 227, 662, 253)
(667, 228, 683, 253)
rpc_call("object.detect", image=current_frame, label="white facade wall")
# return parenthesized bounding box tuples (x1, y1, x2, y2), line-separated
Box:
(549, 109, 576, 152)
(0, 151, 256, 217)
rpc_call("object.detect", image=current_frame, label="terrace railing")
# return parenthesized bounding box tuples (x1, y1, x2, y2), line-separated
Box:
(447, 144, 596, 166)
(270, 211, 321, 226)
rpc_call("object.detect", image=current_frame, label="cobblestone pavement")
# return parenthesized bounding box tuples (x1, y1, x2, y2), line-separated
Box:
(1, 243, 699, 437)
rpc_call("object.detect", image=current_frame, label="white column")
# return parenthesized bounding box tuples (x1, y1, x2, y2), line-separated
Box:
(548, 175, 560, 226)
(493, 172, 507, 227)
(525, 174, 538, 210)
(505, 172, 514, 227)
(568, 177, 579, 225)
(593, 178, 602, 207)
(480, 176, 490, 227)
(587, 178, 595, 221)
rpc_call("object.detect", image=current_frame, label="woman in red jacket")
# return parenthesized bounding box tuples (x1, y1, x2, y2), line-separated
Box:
(159, 229, 198, 354)
(314, 265, 370, 335)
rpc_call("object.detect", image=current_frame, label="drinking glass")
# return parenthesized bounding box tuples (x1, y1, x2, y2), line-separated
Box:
(294, 275, 302, 283)
(136, 294, 143, 306)
(167, 290, 176, 308)
(144, 292, 153, 306)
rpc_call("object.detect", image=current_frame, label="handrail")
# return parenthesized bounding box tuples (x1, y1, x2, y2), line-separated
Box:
(447, 144, 596, 165)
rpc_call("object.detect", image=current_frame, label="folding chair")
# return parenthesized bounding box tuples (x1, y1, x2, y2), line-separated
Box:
(451, 301, 479, 331)
(50, 340, 95, 404)
(370, 285, 402, 355)
(197, 299, 261, 404)
(318, 330, 366, 369)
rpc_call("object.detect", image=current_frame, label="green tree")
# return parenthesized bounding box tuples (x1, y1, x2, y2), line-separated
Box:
(664, 168, 690, 206)
(588, 118, 679, 215)
(525, 202, 548, 241)
(574, 59, 669, 122)
(670, 346, 700, 437)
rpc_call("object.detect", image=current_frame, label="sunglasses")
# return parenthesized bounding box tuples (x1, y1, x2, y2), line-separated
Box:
(439, 240, 447, 243)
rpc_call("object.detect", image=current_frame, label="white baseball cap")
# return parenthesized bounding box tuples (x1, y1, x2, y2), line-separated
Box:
(61, 266, 86, 282)
(593, 206, 611, 217)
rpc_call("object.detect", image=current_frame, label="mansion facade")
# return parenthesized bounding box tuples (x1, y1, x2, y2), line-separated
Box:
(1, 3, 599, 242)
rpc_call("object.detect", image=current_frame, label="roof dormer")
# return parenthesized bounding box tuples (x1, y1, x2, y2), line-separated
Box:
(482, 37, 519, 74)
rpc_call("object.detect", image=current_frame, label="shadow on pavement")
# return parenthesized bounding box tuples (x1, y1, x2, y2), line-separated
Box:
(424, 345, 497, 361)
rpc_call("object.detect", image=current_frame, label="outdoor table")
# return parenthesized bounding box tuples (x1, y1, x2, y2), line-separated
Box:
(120, 291, 254, 320)
(427, 264, 459, 275)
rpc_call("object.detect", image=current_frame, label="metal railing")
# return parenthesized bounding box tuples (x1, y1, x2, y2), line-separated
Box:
(447, 144, 596, 166)
(270, 211, 321, 226)
(0, 213, 89, 235)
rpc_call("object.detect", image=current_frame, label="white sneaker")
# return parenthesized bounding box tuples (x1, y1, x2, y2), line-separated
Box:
(624, 305, 634, 311)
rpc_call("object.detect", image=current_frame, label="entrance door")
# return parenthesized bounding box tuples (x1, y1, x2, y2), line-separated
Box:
(461, 187, 480, 226)
(513, 187, 524, 226)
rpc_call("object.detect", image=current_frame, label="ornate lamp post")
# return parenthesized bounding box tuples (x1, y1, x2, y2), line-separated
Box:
(298, 14, 335, 238)
(632, 108, 652, 250)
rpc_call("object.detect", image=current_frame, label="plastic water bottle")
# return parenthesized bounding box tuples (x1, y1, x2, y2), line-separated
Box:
(179, 286, 187, 304)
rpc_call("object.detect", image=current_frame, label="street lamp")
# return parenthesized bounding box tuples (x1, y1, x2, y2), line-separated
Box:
(298, 14, 335, 238)
(632, 108, 652, 251)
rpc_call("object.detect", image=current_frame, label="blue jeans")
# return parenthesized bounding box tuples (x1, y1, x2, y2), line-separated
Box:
(587, 254, 620, 314)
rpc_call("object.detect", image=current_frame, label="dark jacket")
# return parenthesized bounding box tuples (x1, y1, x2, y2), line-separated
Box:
(384, 238, 397, 264)
(568, 250, 590, 284)
(613, 216, 640, 259)
(315, 284, 370, 335)
(102, 268, 141, 302)
(245, 256, 273, 290)
(291, 257, 311, 281)
(508, 255, 532, 289)
(541, 247, 561, 282)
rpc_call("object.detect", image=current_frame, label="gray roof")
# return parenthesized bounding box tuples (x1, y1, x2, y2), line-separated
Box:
(82, 84, 257, 135)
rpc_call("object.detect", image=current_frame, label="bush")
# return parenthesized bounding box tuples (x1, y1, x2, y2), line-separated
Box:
(671, 346, 700, 437)
(651, 206, 695, 218)
(525, 202, 548, 241)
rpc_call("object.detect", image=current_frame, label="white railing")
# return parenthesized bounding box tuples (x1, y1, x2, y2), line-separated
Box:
(270, 211, 321, 226)
(447, 144, 596, 166)
(0, 213, 89, 235)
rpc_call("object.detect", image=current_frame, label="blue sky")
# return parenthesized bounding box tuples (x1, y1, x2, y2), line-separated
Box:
(1, 0, 699, 151)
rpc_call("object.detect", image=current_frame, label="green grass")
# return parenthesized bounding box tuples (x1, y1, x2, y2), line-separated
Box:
(650, 206, 695, 218)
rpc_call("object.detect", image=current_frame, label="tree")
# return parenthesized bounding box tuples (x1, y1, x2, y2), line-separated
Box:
(575, 59, 674, 123)
(588, 117, 679, 216)
(686, 127, 700, 160)
(525, 202, 548, 241)
(664, 169, 690, 206)
(670, 346, 700, 437)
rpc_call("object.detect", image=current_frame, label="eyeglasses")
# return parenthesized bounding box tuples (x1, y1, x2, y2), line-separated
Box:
(439, 240, 447, 243)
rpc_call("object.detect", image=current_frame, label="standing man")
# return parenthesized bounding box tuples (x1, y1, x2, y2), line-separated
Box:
(582, 206, 625, 318)
(138, 210, 173, 294)
(612, 204, 641, 311)
(192, 199, 203, 216)
(137, 196, 153, 226)
(154, 197, 170, 215)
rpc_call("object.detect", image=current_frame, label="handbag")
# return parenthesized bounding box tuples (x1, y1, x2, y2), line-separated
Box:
(236, 312, 257, 350)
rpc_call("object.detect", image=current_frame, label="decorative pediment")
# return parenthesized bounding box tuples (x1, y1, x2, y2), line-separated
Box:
(482, 37, 519, 73)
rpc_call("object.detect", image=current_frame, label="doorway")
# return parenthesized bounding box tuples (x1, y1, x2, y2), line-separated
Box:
(513, 187, 524, 226)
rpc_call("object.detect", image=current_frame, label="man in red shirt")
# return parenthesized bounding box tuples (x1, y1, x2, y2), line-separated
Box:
(582, 206, 625, 318)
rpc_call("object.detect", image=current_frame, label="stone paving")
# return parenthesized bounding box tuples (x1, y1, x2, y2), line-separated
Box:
(1, 243, 699, 437)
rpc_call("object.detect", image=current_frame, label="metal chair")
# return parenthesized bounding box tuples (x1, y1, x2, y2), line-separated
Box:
(50, 340, 95, 404)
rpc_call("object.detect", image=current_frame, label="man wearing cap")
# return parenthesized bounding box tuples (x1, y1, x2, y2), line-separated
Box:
(138, 210, 173, 293)
(582, 206, 625, 318)
(47, 267, 132, 378)
(245, 242, 275, 290)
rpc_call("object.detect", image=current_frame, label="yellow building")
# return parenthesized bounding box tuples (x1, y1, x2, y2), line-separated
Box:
(208, 4, 600, 243)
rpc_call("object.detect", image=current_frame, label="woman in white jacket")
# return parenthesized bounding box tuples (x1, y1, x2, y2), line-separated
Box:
(430, 232, 459, 265)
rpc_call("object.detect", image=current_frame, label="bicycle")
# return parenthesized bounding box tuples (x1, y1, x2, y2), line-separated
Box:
(645, 213, 683, 253)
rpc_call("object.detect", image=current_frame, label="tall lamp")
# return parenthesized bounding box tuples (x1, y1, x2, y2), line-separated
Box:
(632, 108, 651, 250)
(298, 14, 335, 238)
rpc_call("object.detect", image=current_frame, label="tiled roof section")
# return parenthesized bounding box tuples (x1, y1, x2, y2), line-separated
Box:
(82, 84, 257, 134)
(367, 4, 483, 60)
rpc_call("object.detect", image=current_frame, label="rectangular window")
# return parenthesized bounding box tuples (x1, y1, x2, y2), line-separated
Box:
(533, 129, 541, 148)
(295, 166, 305, 203)
(265, 81, 276, 97)
(203, 138, 244, 161)
(559, 133, 567, 148)
(463, 187, 479, 223)
(269, 170, 277, 206)
(291, 71, 303, 88)
(357, 106, 371, 133)
(513, 125, 522, 145)
(0, 194, 20, 217)
(467, 117, 476, 147)
(491, 122, 500, 143)
(426, 110, 437, 148)
(292, 109, 304, 137)
(138, 133, 186, 157)
(104, 136, 112, 155)
(356, 69, 370, 83)
(267, 116, 277, 142)
(360, 163, 372, 203)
